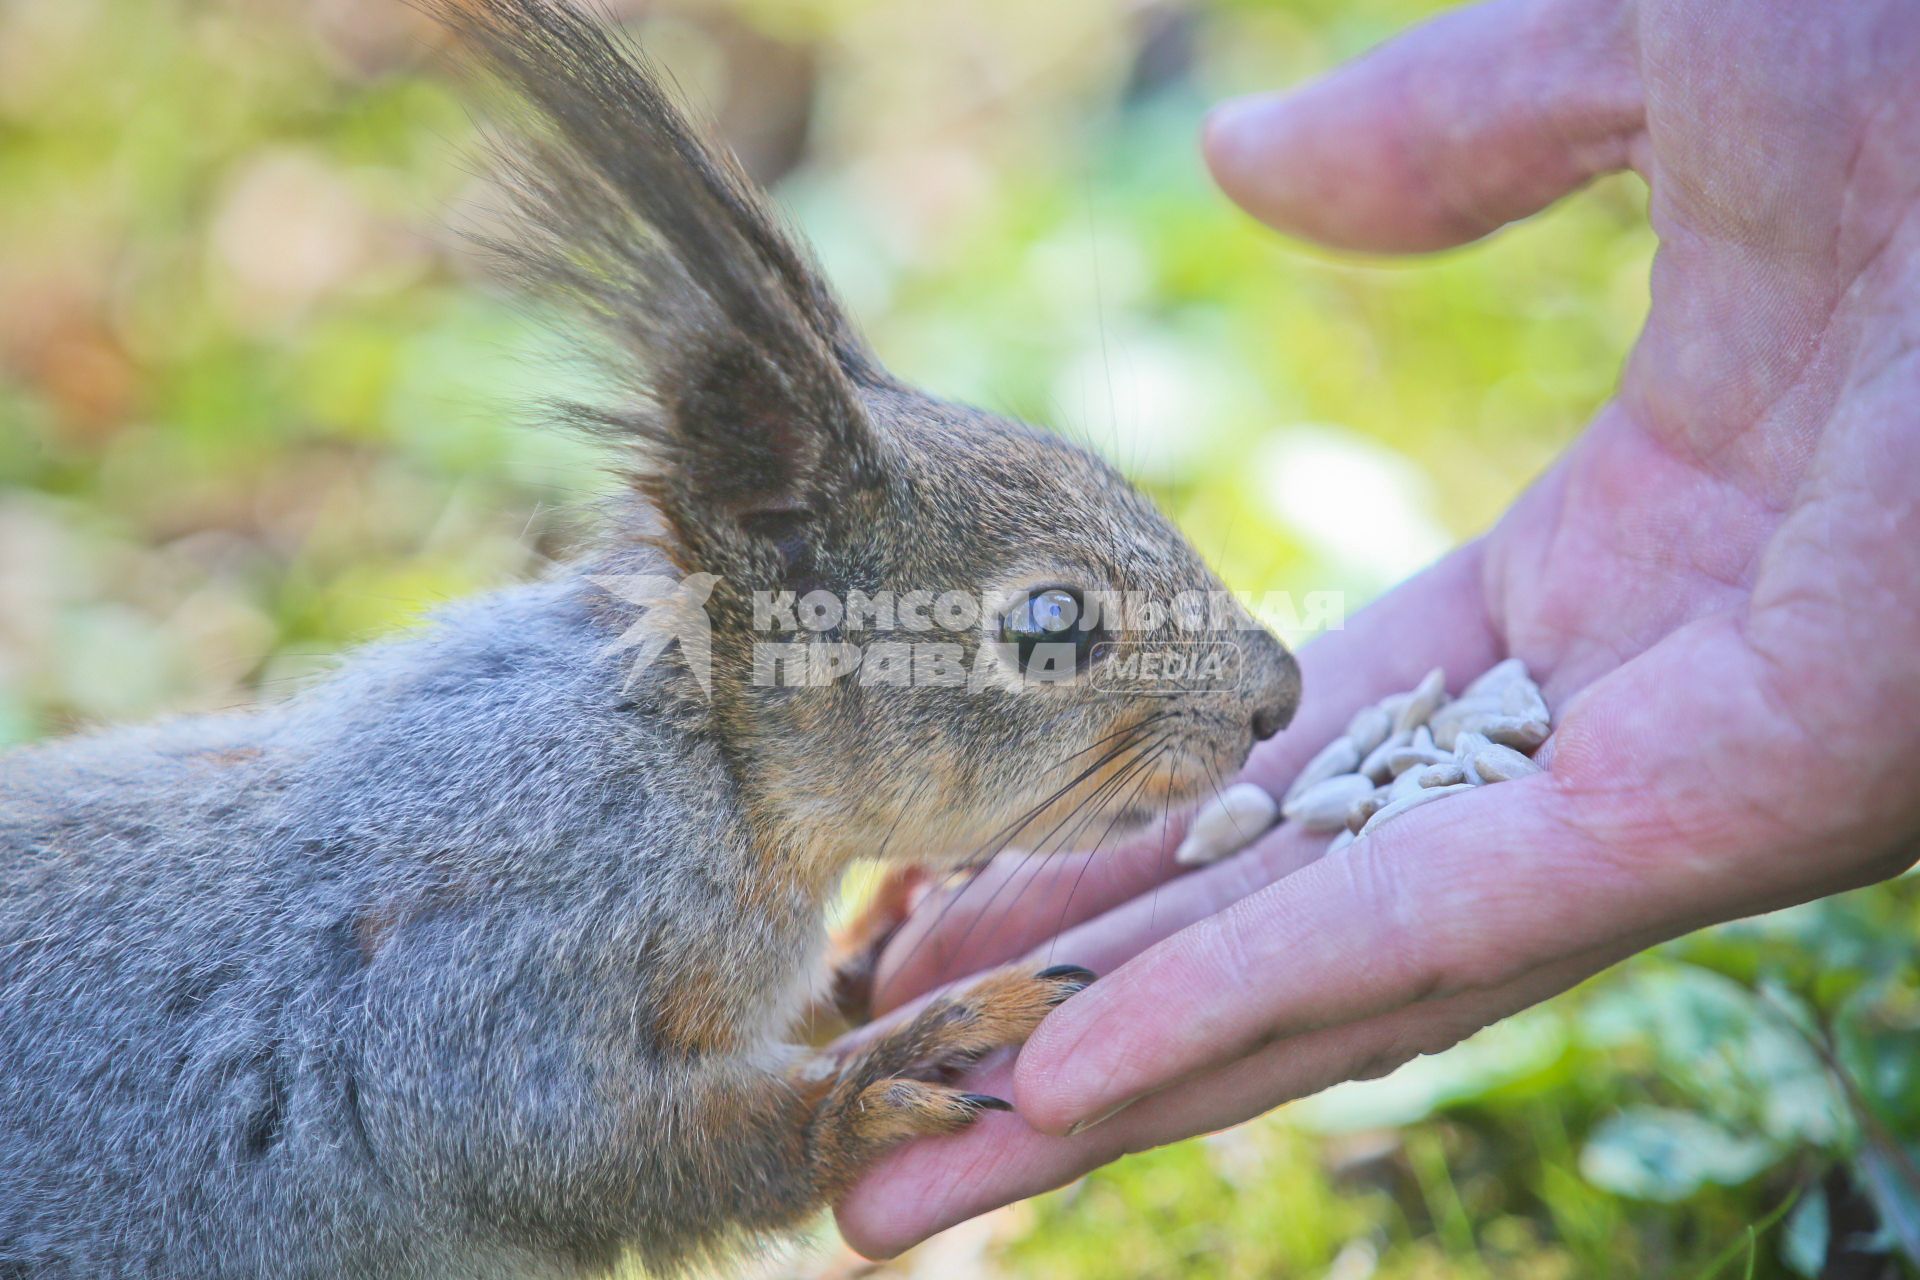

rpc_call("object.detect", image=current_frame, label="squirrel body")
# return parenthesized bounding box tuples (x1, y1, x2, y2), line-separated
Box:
(2, 565, 827, 1274)
(0, 3, 1300, 1275)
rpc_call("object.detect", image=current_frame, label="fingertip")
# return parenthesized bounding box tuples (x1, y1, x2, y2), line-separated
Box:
(1007, 1072, 1069, 1138)
(1009, 1087, 1077, 1139)
(833, 1203, 907, 1263)
(1201, 91, 1323, 244)
(835, 1152, 949, 1261)
(1201, 0, 1642, 254)
(1203, 83, 1450, 254)
(834, 1121, 1033, 1259)
(1010, 1006, 1103, 1136)
(1200, 93, 1271, 194)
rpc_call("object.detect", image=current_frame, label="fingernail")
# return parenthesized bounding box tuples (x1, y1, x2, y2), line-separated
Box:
(1065, 1098, 1132, 1137)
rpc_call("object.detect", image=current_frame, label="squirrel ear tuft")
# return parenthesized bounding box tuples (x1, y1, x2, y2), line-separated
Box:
(443, 0, 888, 560)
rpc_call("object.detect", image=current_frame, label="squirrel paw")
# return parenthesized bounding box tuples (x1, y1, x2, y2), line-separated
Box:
(809, 965, 1094, 1190)
(860, 963, 1095, 1083)
(825, 866, 933, 1026)
(842, 1078, 1014, 1148)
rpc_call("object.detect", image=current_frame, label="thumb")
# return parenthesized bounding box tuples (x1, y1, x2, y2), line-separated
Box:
(1205, 0, 1643, 252)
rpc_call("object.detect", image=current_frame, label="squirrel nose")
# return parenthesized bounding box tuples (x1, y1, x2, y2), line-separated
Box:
(1250, 701, 1292, 742)
(1245, 636, 1301, 742)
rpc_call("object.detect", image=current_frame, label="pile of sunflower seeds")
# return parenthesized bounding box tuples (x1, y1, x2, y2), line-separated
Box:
(1175, 659, 1550, 866)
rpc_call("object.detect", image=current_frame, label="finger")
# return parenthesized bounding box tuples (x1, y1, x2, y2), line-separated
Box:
(1204, 0, 1643, 252)
(870, 540, 1502, 1011)
(836, 936, 1627, 1259)
(1011, 765, 1712, 1135)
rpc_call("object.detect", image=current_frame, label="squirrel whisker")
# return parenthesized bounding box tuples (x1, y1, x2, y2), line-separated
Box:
(910, 734, 1174, 979)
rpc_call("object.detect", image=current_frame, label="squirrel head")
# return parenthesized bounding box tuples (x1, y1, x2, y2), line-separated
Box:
(457, 0, 1300, 881)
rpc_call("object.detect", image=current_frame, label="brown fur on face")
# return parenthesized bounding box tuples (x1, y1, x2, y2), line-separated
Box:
(708, 391, 1303, 886)
(456, 4, 1299, 897)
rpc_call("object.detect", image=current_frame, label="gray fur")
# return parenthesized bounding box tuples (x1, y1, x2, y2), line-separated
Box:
(0, 3, 1299, 1275)
(1, 565, 811, 1277)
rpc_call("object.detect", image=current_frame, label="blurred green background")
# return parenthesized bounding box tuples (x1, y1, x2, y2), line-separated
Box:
(0, 0, 1913, 1276)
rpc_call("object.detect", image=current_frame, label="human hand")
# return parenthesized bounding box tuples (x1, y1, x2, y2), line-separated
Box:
(837, 0, 1920, 1255)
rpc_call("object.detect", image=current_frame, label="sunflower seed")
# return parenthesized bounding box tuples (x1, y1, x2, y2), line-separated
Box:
(1347, 786, 1391, 834)
(1176, 782, 1281, 866)
(1271, 660, 1551, 848)
(1474, 714, 1550, 753)
(1359, 730, 1411, 783)
(1503, 680, 1550, 721)
(1392, 667, 1448, 735)
(1473, 742, 1544, 781)
(1462, 657, 1529, 701)
(1384, 726, 1450, 777)
(1344, 704, 1395, 758)
(1388, 767, 1430, 802)
(1452, 729, 1493, 756)
(1359, 782, 1476, 835)
(1427, 696, 1497, 750)
(1326, 828, 1356, 854)
(1284, 737, 1364, 805)
(1450, 730, 1490, 782)
(1452, 659, 1550, 739)
(1417, 760, 1467, 788)
(1282, 773, 1379, 832)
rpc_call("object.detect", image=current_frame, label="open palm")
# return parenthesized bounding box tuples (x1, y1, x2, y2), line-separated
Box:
(837, 0, 1920, 1256)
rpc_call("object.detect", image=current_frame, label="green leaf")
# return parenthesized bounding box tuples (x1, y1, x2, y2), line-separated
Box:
(1579, 1108, 1778, 1202)
(1857, 1143, 1920, 1264)
(1579, 963, 1851, 1149)
(1780, 1182, 1829, 1277)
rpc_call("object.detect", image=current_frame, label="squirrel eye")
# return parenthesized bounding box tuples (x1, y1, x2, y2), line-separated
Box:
(999, 587, 1101, 679)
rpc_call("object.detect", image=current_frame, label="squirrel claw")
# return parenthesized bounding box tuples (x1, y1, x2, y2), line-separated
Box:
(1036, 964, 1097, 1001)
(1036, 963, 1096, 982)
(960, 1093, 1013, 1112)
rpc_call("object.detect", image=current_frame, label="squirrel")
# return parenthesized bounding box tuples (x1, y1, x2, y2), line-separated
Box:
(0, 2, 1300, 1276)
